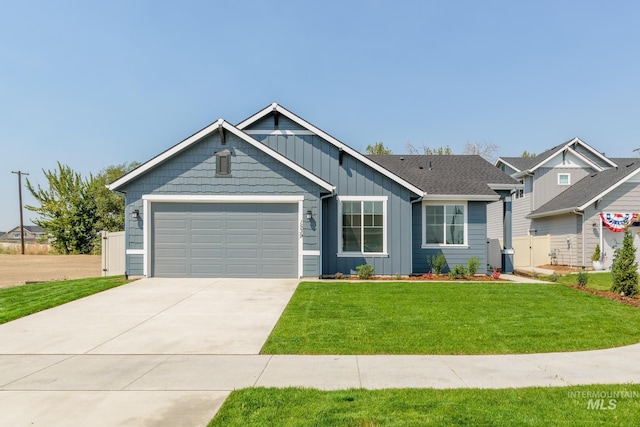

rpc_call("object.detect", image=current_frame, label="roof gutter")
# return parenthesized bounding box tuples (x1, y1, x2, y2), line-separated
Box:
(526, 207, 577, 219)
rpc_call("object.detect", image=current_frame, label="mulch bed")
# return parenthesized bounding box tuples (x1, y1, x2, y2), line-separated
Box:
(566, 284, 640, 309)
(333, 274, 505, 282)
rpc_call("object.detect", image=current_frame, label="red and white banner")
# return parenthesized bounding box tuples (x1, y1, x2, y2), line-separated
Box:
(600, 212, 639, 232)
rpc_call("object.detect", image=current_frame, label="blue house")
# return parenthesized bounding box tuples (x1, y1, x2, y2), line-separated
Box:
(108, 103, 519, 278)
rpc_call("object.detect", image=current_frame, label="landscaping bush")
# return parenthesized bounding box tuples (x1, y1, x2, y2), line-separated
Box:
(334, 272, 343, 280)
(355, 264, 375, 280)
(577, 271, 588, 287)
(467, 256, 480, 276)
(611, 229, 639, 296)
(448, 264, 467, 279)
(491, 268, 501, 280)
(428, 254, 446, 274)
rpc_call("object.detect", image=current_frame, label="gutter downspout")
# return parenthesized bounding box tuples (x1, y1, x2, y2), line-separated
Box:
(573, 210, 585, 268)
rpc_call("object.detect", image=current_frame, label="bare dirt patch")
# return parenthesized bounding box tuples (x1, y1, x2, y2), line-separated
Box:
(0, 254, 102, 289)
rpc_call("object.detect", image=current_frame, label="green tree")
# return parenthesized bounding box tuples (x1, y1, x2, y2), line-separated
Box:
(521, 150, 536, 157)
(26, 161, 139, 254)
(365, 142, 392, 155)
(26, 162, 97, 254)
(610, 229, 639, 296)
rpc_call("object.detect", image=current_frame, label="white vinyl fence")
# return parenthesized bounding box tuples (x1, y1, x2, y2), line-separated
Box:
(513, 234, 551, 268)
(101, 231, 125, 276)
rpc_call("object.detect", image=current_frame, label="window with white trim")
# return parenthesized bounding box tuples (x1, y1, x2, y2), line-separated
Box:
(338, 197, 387, 255)
(423, 202, 467, 246)
(558, 173, 570, 186)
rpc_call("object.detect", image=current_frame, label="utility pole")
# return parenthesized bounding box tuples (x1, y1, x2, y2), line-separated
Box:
(11, 171, 29, 255)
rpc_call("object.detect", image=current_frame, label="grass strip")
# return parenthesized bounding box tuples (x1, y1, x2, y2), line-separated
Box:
(209, 385, 640, 426)
(262, 281, 640, 355)
(0, 276, 129, 324)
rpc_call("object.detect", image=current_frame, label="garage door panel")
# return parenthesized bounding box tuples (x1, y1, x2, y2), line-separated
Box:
(152, 202, 298, 278)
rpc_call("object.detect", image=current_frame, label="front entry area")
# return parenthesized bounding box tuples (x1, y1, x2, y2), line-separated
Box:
(151, 202, 299, 278)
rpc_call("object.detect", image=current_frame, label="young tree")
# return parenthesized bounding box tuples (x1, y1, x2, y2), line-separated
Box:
(26, 162, 96, 254)
(610, 229, 639, 296)
(521, 150, 536, 157)
(365, 142, 392, 155)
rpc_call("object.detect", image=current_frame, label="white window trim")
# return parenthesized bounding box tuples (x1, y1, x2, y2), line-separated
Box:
(421, 200, 469, 248)
(337, 196, 388, 257)
(558, 173, 571, 186)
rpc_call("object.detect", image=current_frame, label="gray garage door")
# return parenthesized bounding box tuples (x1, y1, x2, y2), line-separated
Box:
(152, 203, 298, 278)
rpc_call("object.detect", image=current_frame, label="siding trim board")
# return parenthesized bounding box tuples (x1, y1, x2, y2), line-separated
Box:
(109, 120, 335, 195)
(140, 195, 305, 278)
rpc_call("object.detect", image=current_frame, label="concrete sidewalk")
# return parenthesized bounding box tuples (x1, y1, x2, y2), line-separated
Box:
(1, 277, 639, 426)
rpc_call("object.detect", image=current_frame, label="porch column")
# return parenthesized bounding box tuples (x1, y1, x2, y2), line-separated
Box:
(502, 196, 514, 273)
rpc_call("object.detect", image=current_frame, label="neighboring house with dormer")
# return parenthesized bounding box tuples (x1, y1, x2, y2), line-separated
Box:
(493, 137, 640, 269)
(0, 225, 46, 243)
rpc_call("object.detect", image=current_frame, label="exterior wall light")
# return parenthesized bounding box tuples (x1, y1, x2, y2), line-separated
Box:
(306, 210, 312, 220)
(132, 209, 140, 219)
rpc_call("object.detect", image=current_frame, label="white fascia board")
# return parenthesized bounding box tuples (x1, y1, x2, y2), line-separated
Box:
(237, 103, 425, 197)
(526, 207, 576, 219)
(221, 122, 335, 193)
(488, 183, 523, 190)
(577, 166, 640, 211)
(423, 194, 500, 201)
(572, 137, 617, 168)
(108, 118, 225, 191)
(142, 195, 304, 203)
(495, 158, 521, 173)
(565, 146, 604, 171)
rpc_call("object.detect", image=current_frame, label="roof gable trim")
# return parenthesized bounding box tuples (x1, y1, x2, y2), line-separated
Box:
(237, 103, 425, 197)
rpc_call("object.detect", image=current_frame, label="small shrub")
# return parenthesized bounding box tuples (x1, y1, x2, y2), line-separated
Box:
(611, 229, 639, 296)
(577, 271, 588, 287)
(355, 264, 375, 280)
(392, 274, 402, 280)
(492, 268, 501, 280)
(467, 256, 480, 276)
(591, 244, 601, 262)
(422, 272, 433, 279)
(428, 254, 447, 275)
(334, 272, 343, 280)
(549, 273, 558, 282)
(448, 264, 467, 279)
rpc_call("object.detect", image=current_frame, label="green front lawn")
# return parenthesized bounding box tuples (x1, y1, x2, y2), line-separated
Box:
(209, 386, 640, 426)
(261, 282, 640, 355)
(0, 276, 129, 324)
(552, 272, 612, 291)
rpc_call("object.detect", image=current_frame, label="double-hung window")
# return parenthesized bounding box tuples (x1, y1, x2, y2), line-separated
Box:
(338, 196, 387, 255)
(423, 202, 467, 246)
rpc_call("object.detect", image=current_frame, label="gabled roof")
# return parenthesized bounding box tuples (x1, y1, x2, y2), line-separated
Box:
(497, 137, 617, 177)
(6, 225, 44, 233)
(367, 155, 521, 200)
(237, 103, 425, 197)
(528, 158, 640, 218)
(108, 119, 335, 194)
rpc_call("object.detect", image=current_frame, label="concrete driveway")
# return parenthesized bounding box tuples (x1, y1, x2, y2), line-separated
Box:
(0, 278, 299, 426)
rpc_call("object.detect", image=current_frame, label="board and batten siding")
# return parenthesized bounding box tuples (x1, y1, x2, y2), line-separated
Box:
(247, 119, 415, 275)
(120, 130, 324, 277)
(412, 201, 488, 274)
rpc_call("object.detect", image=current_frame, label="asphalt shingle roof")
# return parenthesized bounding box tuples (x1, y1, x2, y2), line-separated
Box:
(366, 155, 519, 196)
(530, 158, 640, 217)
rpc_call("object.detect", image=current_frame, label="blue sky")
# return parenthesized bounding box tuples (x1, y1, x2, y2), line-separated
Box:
(1, 0, 639, 231)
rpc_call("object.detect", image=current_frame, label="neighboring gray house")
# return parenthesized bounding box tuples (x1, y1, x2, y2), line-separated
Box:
(0, 225, 46, 243)
(108, 103, 519, 278)
(494, 137, 640, 269)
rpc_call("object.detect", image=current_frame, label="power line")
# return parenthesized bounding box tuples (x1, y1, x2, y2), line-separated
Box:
(11, 171, 29, 255)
